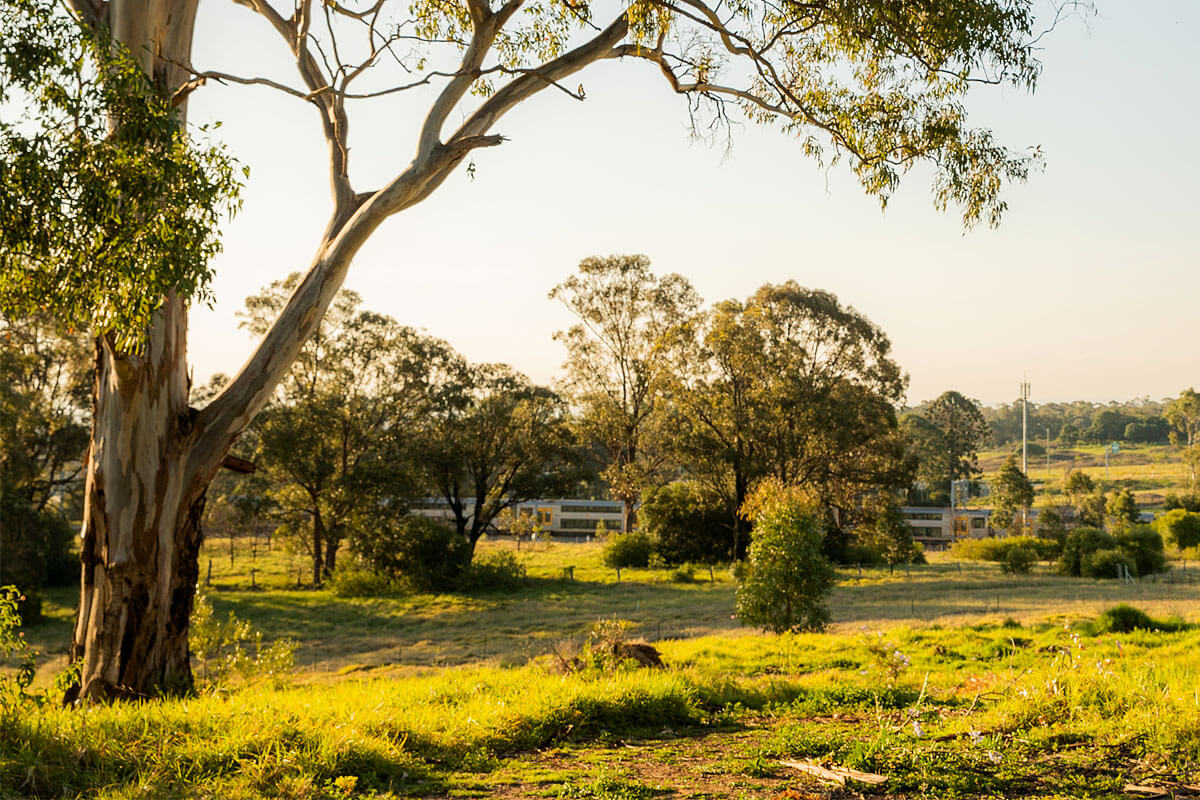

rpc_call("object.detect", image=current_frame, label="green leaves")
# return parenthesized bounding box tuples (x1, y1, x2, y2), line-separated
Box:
(0, 0, 240, 351)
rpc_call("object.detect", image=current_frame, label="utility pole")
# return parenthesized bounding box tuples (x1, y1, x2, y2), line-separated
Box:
(1020, 377, 1031, 475)
(1046, 426, 1051, 483)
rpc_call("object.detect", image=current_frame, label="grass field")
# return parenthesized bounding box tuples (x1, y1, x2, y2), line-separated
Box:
(977, 443, 1193, 507)
(7, 538, 1200, 799)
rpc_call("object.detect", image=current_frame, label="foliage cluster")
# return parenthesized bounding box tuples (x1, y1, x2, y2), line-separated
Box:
(601, 532, 655, 570)
(0, 0, 240, 349)
(1057, 526, 1166, 579)
(734, 481, 835, 633)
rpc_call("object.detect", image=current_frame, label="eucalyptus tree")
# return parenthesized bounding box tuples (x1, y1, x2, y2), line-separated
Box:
(551, 255, 701, 529)
(671, 283, 911, 556)
(418, 363, 577, 552)
(2, 0, 1065, 697)
(240, 276, 451, 586)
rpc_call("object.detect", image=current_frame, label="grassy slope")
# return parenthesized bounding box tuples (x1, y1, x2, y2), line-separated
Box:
(977, 442, 1192, 507)
(7, 543, 1200, 798)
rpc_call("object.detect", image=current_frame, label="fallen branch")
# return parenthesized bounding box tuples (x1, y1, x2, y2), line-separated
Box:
(780, 759, 887, 787)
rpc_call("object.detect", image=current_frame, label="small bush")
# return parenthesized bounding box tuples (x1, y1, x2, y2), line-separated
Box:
(1115, 525, 1167, 576)
(1058, 527, 1117, 577)
(1002, 545, 1036, 574)
(349, 515, 470, 592)
(950, 537, 1010, 562)
(668, 564, 695, 583)
(735, 480, 834, 633)
(190, 590, 296, 688)
(602, 532, 653, 569)
(1083, 548, 1134, 580)
(328, 567, 401, 598)
(841, 543, 886, 566)
(462, 551, 524, 592)
(1096, 604, 1159, 634)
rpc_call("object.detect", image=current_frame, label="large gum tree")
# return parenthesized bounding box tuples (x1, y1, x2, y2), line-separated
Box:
(4, 0, 1066, 698)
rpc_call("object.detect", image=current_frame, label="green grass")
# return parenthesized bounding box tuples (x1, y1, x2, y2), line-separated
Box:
(977, 442, 1193, 507)
(8, 542, 1200, 798)
(5, 619, 1200, 798)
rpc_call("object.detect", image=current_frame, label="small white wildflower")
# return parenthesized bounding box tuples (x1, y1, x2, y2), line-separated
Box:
(1018, 688, 1029, 698)
(987, 750, 1002, 764)
(968, 730, 984, 745)
(912, 720, 923, 738)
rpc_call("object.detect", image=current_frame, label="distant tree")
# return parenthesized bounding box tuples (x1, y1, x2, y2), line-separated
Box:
(240, 277, 445, 585)
(1036, 503, 1068, 542)
(0, 313, 91, 607)
(1076, 491, 1108, 529)
(857, 499, 921, 571)
(924, 391, 991, 482)
(551, 255, 701, 530)
(638, 482, 731, 565)
(900, 413, 951, 496)
(671, 284, 910, 557)
(1124, 418, 1169, 444)
(1064, 470, 1096, 498)
(1182, 444, 1200, 496)
(989, 457, 1034, 535)
(1105, 488, 1141, 530)
(1152, 509, 1200, 550)
(418, 364, 578, 555)
(735, 481, 834, 633)
(1086, 409, 1133, 444)
(1056, 422, 1081, 446)
(1166, 389, 1200, 447)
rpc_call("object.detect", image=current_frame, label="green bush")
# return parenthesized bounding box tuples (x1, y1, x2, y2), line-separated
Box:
(1002, 545, 1036, 574)
(328, 567, 401, 598)
(638, 482, 732, 564)
(1083, 548, 1134, 580)
(1115, 525, 1167, 576)
(668, 563, 695, 583)
(1153, 509, 1200, 550)
(461, 551, 524, 592)
(348, 515, 470, 592)
(1058, 527, 1117, 577)
(602, 532, 654, 569)
(951, 536, 1053, 566)
(841, 543, 886, 566)
(734, 482, 834, 633)
(1095, 604, 1164, 634)
(949, 537, 1010, 562)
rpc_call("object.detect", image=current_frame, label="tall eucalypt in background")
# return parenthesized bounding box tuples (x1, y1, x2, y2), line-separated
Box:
(1, 0, 1072, 699)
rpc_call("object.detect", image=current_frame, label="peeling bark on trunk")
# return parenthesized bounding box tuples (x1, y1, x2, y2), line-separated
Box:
(69, 298, 210, 700)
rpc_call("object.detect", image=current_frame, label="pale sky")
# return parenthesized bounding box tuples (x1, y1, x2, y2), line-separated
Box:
(185, 1, 1200, 408)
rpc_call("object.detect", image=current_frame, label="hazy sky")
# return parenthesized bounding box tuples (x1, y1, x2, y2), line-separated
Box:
(185, 1, 1200, 408)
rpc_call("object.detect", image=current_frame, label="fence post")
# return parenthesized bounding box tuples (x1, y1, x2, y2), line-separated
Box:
(205, 558, 212, 586)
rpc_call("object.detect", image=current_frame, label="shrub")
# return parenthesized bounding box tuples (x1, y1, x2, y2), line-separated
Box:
(602, 531, 654, 569)
(1153, 509, 1200, 550)
(1002, 545, 1036, 574)
(461, 551, 524, 592)
(1058, 527, 1117, 577)
(349, 515, 470, 592)
(841, 543, 886, 566)
(668, 563, 695, 583)
(734, 480, 834, 633)
(1083, 548, 1134, 580)
(190, 590, 296, 688)
(950, 537, 1010, 562)
(1115, 525, 1167, 576)
(1096, 604, 1159, 634)
(638, 482, 732, 564)
(328, 567, 401, 598)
